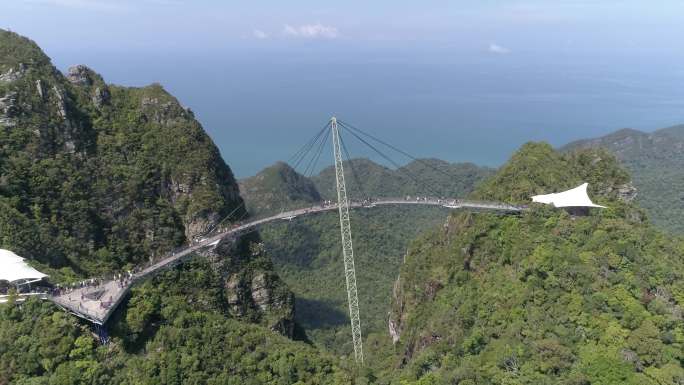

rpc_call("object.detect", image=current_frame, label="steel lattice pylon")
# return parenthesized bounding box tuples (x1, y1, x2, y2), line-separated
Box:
(330, 117, 364, 364)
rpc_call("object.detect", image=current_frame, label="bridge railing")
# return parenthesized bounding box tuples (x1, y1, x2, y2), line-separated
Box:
(47, 196, 524, 303)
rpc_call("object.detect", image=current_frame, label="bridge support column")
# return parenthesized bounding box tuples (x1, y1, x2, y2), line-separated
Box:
(330, 117, 364, 364)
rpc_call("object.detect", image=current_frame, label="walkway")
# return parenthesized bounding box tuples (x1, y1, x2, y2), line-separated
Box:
(47, 198, 524, 324)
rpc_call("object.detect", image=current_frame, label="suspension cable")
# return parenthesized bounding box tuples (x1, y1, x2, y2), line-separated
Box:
(339, 130, 369, 200)
(274, 121, 325, 212)
(208, 122, 328, 234)
(290, 121, 330, 171)
(289, 121, 330, 164)
(303, 126, 331, 178)
(338, 119, 460, 182)
(338, 122, 444, 197)
(206, 200, 247, 235)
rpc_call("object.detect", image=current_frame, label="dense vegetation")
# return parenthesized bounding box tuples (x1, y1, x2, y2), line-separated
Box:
(239, 162, 321, 217)
(0, 30, 351, 384)
(0, 29, 244, 278)
(3, 29, 684, 384)
(240, 159, 493, 355)
(384, 143, 684, 384)
(0, 260, 362, 385)
(312, 158, 493, 202)
(564, 125, 684, 233)
(262, 206, 449, 354)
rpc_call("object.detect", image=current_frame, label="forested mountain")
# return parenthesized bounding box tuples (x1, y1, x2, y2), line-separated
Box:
(0, 29, 245, 276)
(3, 28, 684, 385)
(0, 29, 360, 384)
(312, 158, 493, 201)
(384, 143, 684, 384)
(240, 159, 493, 354)
(239, 162, 321, 217)
(239, 158, 493, 217)
(563, 125, 684, 233)
(0, 30, 293, 330)
(1, 261, 355, 385)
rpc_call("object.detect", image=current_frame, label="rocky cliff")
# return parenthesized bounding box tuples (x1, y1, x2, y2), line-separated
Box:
(0, 29, 293, 334)
(199, 233, 295, 335)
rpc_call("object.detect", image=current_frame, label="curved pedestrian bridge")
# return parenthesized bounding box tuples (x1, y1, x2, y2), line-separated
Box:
(48, 198, 524, 325)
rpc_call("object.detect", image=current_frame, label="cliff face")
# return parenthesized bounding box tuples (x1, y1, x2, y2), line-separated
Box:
(0, 30, 293, 334)
(386, 143, 684, 384)
(0, 29, 245, 270)
(199, 233, 296, 335)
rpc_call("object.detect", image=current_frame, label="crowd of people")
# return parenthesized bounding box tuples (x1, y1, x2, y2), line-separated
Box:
(404, 195, 455, 204)
(45, 268, 142, 314)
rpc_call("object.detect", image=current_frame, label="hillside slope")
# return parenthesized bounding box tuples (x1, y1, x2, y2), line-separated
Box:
(241, 158, 493, 355)
(0, 29, 295, 328)
(1, 262, 356, 385)
(0, 29, 244, 275)
(313, 158, 493, 201)
(386, 143, 684, 384)
(0, 30, 359, 384)
(239, 162, 321, 217)
(563, 125, 684, 233)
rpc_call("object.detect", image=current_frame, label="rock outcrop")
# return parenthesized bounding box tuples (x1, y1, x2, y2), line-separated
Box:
(199, 234, 295, 337)
(0, 63, 26, 83)
(0, 91, 17, 127)
(66, 65, 111, 107)
(0, 29, 295, 335)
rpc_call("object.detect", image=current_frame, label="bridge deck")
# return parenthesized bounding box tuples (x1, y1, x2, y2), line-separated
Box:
(47, 199, 523, 324)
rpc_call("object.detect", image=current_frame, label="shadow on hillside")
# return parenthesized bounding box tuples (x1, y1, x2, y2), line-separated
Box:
(294, 297, 347, 330)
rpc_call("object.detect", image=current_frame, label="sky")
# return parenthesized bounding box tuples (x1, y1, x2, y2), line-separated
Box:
(2, 0, 684, 177)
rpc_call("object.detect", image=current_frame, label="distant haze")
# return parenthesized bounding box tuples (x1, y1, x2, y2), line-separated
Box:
(2, 1, 683, 177)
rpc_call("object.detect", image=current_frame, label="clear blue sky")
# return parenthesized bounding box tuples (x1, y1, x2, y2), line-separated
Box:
(2, 1, 684, 176)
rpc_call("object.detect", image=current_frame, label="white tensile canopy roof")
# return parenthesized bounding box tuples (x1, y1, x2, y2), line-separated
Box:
(0, 249, 48, 285)
(531, 182, 606, 208)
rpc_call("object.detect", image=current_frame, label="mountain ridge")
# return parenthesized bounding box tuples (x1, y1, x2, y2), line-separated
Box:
(240, 157, 495, 355)
(384, 142, 684, 384)
(1, 27, 295, 340)
(563, 123, 684, 233)
(0, 28, 368, 385)
(3, 27, 684, 385)
(239, 157, 494, 218)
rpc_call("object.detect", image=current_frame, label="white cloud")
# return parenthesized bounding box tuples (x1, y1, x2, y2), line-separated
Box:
(283, 23, 339, 39)
(253, 29, 269, 39)
(143, 0, 184, 5)
(20, 0, 127, 10)
(20, 0, 181, 10)
(488, 43, 511, 54)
